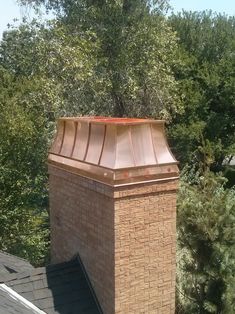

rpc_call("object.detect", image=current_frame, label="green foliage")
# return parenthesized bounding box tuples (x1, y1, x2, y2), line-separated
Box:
(16, 0, 181, 119)
(177, 169, 235, 313)
(224, 166, 235, 188)
(169, 11, 235, 170)
(0, 66, 50, 266)
(0, 21, 99, 116)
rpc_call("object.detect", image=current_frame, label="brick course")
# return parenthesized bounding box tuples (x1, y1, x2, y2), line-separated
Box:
(49, 165, 178, 314)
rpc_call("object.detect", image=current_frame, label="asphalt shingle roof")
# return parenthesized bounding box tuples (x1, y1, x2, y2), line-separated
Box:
(0, 251, 34, 277)
(0, 256, 101, 314)
(0, 285, 42, 314)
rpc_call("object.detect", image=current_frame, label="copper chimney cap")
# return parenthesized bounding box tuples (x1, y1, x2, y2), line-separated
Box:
(48, 116, 179, 186)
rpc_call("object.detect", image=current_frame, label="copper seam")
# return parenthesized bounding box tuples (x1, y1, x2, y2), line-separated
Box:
(70, 121, 78, 158)
(58, 120, 66, 155)
(83, 122, 91, 161)
(98, 124, 107, 165)
(150, 123, 158, 164)
(129, 126, 136, 166)
(114, 125, 117, 169)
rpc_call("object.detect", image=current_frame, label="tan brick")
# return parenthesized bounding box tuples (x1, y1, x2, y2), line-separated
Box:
(49, 165, 178, 314)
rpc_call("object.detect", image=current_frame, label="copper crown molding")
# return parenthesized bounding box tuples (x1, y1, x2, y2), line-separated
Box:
(48, 117, 179, 186)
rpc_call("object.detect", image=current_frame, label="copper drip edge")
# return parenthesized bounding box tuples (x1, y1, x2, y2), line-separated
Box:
(48, 154, 179, 187)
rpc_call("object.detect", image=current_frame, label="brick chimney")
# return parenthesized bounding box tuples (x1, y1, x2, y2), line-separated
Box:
(48, 117, 179, 314)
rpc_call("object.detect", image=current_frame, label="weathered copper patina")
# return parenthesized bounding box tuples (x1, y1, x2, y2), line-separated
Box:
(48, 116, 179, 186)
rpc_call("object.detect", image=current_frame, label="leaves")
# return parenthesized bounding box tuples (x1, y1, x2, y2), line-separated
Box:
(169, 11, 235, 171)
(177, 170, 235, 313)
(0, 66, 50, 266)
(16, 0, 181, 119)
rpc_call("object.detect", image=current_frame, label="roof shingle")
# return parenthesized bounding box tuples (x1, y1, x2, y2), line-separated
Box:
(0, 251, 34, 277)
(1, 256, 101, 314)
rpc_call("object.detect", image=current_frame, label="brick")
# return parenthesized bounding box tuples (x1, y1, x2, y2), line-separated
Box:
(49, 164, 178, 314)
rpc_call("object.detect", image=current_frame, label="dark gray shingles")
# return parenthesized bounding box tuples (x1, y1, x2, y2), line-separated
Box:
(3, 259, 101, 314)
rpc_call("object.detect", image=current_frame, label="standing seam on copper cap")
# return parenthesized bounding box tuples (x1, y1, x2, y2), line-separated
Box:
(98, 124, 107, 166)
(150, 123, 159, 164)
(58, 120, 66, 155)
(83, 121, 91, 161)
(70, 121, 78, 158)
(128, 126, 137, 167)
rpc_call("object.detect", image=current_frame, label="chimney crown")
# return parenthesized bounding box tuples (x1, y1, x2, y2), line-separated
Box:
(48, 116, 179, 186)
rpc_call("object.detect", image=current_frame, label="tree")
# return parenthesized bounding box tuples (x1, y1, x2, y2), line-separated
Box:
(0, 66, 50, 265)
(17, 0, 182, 119)
(177, 169, 235, 313)
(168, 11, 235, 171)
(0, 24, 99, 261)
(0, 21, 99, 116)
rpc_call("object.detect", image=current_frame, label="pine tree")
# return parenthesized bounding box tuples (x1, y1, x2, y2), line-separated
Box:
(177, 169, 235, 313)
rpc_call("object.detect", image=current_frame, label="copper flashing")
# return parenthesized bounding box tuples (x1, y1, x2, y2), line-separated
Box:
(48, 117, 179, 185)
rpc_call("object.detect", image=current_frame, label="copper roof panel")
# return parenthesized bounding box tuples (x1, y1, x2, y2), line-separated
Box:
(72, 121, 89, 160)
(131, 124, 156, 166)
(50, 119, 65, 154)
(60, 120, 76, 157)
(151, 123, 176, 164)
(99, 125, 116, 169)
(85, 124, 105, 164)
(115, 125, 135, 168)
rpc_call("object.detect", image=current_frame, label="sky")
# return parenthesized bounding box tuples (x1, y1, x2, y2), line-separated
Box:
(0, 0, 235, 39)
(0, 0, 34, 39)
(169, 0, 235, 16)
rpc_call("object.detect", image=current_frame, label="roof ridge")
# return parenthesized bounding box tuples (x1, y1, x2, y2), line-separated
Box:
(0, 250, 33, 265)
